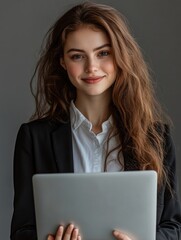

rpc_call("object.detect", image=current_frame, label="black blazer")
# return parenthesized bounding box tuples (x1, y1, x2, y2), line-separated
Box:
(11, 118, 181, 240)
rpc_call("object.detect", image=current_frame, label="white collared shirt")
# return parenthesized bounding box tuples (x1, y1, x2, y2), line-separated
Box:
(70, 101, 124, 173)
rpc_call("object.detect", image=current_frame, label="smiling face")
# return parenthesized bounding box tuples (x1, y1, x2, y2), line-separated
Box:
(61, 26, 117, 102)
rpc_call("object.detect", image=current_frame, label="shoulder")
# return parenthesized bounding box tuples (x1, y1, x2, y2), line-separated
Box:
(17, 118, 71, 139)
(21, 118, 69, 130)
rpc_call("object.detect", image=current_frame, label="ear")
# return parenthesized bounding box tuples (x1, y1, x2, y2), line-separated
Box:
(60, 58, 66, 70)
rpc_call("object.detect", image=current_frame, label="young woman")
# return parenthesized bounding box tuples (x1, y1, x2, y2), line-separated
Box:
(11, 2, 181, 240)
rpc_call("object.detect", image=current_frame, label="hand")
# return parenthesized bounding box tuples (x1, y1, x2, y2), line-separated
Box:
(113, 230, 132, 240)
(47, 224, 81, 240)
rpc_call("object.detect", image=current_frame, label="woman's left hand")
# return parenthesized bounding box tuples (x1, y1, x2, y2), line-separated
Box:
(113, 230, 132, 240)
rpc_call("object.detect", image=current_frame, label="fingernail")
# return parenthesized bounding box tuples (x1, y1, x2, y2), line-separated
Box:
(113, 230, 119, 236)
(47, 235, 53, 240)
(59, 225, 63, 230)
(70, 224, 74, 228)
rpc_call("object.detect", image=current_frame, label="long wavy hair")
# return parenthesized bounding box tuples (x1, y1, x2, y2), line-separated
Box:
(30, 1, 170, 187)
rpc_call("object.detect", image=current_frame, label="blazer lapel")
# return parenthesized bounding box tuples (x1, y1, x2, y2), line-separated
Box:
(51, 121, 74, 173)
(123, 149, 140, 171)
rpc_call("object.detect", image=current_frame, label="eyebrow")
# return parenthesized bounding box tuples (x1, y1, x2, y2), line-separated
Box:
(66, 43, 111, 53)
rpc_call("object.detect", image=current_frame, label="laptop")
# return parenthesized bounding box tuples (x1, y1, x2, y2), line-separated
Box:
(32, 171, 157, 240)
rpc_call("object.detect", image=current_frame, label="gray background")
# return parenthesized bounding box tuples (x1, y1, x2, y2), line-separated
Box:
(0, 0, 181, 239)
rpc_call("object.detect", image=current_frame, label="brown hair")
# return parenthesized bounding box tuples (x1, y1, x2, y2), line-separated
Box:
(30, 1, 170, 187)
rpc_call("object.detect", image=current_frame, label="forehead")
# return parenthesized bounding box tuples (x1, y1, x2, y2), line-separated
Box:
(64, 26, 110, 51)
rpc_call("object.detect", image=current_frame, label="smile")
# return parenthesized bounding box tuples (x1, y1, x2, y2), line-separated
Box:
(81, 76, 105, 84)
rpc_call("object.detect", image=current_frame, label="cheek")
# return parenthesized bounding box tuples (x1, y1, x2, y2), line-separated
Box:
(103, 61, 116, 76)
(66, 63, 82, 80)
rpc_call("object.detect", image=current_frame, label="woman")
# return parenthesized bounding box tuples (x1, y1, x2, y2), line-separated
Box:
(11, 2, 181, 240)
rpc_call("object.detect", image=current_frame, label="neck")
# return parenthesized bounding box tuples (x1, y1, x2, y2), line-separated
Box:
(75, 94, 112, 134)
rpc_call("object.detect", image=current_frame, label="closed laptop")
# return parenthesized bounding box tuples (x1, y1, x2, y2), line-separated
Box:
(33, 171, 157, 240)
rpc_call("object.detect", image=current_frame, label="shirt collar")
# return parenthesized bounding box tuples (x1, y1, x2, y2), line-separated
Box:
(70, 101, 90, 130)
(70, 100, 113, 132)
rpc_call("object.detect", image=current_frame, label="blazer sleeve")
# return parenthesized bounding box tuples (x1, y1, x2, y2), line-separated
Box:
(156, 127, 181, 240)
(10, 124, 37, 240)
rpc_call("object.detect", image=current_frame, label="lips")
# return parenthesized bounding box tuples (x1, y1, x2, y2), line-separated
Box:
(81, 76, 105, 84)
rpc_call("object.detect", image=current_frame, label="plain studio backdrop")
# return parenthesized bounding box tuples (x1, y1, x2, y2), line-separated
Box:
(0, 0, 181, 239)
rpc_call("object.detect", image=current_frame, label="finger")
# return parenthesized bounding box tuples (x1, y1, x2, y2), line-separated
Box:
(55, 226, 64, 240)
(77, 235, 81, 240)
(113, 230, 132, 240)
(71, 228, 79, 240)
(63, 224, 74, 240)
(47, 235, 55, 240)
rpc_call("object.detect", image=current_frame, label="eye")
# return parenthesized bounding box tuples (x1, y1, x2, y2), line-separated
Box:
(71, 54, 84, 61)
(98, 50, 110, 57)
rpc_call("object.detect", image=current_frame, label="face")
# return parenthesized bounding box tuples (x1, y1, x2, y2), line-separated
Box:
(61, 26, 116, 101)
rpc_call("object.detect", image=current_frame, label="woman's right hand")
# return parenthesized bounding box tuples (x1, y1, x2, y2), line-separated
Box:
(47, 224, 81, 240)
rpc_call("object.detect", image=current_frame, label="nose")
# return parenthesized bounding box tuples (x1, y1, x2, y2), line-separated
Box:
(85, 57, 99, 73)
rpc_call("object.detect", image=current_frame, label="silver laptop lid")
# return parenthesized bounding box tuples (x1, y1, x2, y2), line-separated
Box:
(33, 171, 157, 240)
